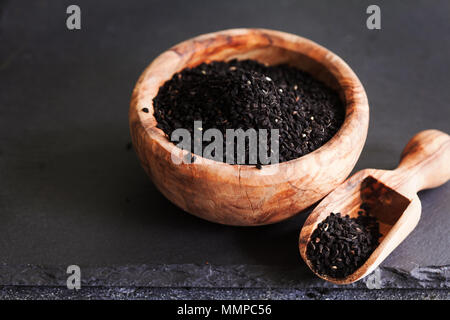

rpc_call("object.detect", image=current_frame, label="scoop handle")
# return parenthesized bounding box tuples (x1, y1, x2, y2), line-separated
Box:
(397, 129, 450, 192)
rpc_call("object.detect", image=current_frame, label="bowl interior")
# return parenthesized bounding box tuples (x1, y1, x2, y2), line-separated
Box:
(141, 29, 354, 169)
(133, 28, 368, 169)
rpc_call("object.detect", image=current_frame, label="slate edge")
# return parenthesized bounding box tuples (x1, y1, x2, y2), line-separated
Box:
(0, 264, 448, 289)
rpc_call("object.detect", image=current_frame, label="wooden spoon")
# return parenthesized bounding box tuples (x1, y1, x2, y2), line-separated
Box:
(299, 129, 450, 284)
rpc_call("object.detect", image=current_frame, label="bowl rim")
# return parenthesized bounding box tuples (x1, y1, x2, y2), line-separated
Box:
(130, 28, 369, 178)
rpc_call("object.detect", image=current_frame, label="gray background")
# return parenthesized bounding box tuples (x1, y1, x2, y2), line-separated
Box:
(0, 0, 449, 296)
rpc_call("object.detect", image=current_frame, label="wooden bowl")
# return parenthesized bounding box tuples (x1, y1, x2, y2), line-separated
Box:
(129, 28, 369, 226)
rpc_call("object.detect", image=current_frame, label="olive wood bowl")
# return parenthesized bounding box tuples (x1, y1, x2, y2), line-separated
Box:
(129, 28, 369, 226)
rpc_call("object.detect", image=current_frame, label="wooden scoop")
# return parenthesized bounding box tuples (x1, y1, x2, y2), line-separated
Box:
(299, 129, 450, 284)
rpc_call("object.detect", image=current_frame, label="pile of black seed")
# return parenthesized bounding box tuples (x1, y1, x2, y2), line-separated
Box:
(306, 205, 382, 279)
(153, 59, 345, 164)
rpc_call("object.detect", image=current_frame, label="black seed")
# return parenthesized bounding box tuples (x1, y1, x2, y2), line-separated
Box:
(153, 59, 345, 164)
(306, 203, 381, 279)
(142, 108, 149, 113)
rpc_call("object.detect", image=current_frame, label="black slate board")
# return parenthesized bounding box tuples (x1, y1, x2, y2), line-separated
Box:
(0, 0, 449, 290)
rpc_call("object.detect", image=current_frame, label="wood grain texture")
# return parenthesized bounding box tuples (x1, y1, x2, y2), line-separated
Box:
(299, 130, 450, 284)
(129, 28, 369, 226)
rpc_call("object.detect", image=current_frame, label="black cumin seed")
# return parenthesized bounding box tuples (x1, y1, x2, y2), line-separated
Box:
(153, 59, 345, 164)
(306, 203, 381, 279)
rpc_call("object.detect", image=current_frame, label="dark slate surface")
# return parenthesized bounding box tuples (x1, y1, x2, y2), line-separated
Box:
(0, 0, 449, 292)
